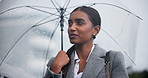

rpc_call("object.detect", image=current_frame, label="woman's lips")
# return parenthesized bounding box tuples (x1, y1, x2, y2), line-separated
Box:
(69, 34, 78, 38)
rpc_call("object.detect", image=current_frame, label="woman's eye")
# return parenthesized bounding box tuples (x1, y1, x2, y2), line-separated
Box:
(77, 21, 84, 26)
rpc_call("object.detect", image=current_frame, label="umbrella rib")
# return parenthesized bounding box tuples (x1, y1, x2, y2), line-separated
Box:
(92, 3, 142, 20)
(42, 18, 60, 77)
(63, 0, 71, 16)
(32, 17, 59, 27)
(28, 5, 55, 9)
(51, 0, 61, 8)
(63, 18, 69, 27)
(0, 6, 59, 16)
(66, 2, 142, 20)
(64, 10, 70, 15)
(27, 6, 60, 16)
(64, 16, 69, 20)
(101, 28, 136, 65)
(0, 17, 59, 66)
(64, 12, 70, 17)
(0, 6, 26, 15)
(34, 12, 59, 26)
(66, 3, 95, 9)
(117, 14, 129, 38)
(63, 0, 71, 9)
(0, 27, 32, 66)
(51, 0, 61, 13)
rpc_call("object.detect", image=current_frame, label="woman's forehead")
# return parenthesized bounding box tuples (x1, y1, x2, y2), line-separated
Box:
(69, 10, 90, 21)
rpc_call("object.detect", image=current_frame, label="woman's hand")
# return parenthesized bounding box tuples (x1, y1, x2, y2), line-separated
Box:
(50, 51, 70, 74)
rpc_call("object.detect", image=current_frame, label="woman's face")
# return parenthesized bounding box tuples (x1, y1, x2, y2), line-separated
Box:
(68, 10, 97, 45)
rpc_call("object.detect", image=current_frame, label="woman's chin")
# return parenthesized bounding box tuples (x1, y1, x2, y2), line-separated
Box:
(69, 40, 79, 44)
(70, 41, 76, 44)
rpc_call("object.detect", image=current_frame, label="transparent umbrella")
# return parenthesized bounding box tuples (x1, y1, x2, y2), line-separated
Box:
(0, 0, 142, 78)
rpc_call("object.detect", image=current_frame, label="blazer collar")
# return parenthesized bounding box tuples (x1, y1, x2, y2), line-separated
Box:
(82, 44, 106, 78)
(66, 44, 106, 78)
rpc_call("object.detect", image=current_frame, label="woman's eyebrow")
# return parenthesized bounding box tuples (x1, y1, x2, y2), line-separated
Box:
(68, 18, 85, 22)
(75, 18, 85, 22)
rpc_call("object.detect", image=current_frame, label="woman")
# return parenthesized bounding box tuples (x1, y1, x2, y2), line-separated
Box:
(44, 6, 129, 78)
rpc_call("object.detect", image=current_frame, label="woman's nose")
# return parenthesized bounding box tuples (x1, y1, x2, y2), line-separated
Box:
(69, 24, 76, 32)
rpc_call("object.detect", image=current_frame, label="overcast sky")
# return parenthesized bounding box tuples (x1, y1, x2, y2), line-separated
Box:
(120, 0, 148, 71)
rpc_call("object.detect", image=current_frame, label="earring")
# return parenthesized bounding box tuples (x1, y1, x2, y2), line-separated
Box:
(92, 34, 96, 39)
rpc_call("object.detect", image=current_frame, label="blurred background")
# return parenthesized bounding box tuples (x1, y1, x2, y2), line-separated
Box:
(120, 0, 148, 77)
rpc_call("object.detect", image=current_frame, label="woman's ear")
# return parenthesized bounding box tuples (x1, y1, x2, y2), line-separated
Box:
(94, 25, 100, 35)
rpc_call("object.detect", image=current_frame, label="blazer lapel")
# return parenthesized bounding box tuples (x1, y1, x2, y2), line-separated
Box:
(66, 50, 75, 78)
(82, 44, 106, 78)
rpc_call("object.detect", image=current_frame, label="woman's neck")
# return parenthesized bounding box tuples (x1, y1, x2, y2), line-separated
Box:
(75, 41, 93, 61)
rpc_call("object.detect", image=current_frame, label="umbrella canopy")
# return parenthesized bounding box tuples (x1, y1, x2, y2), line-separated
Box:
(0, 0, 141, 78)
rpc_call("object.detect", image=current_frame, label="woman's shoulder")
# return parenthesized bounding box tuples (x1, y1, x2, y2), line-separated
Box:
(108, 51, 128, 78)
(109, 50, 123, 56)
(109, 50, 124, 61)
(95, 44, 124, 59)
(108, 50, 126, 69)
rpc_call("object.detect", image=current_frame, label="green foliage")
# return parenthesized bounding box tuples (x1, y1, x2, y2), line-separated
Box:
(129, 70, 148, 78)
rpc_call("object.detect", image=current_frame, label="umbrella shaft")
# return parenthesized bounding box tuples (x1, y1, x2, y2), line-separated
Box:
(60, 8, 64, 51)
(61, 28, 63, 50)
